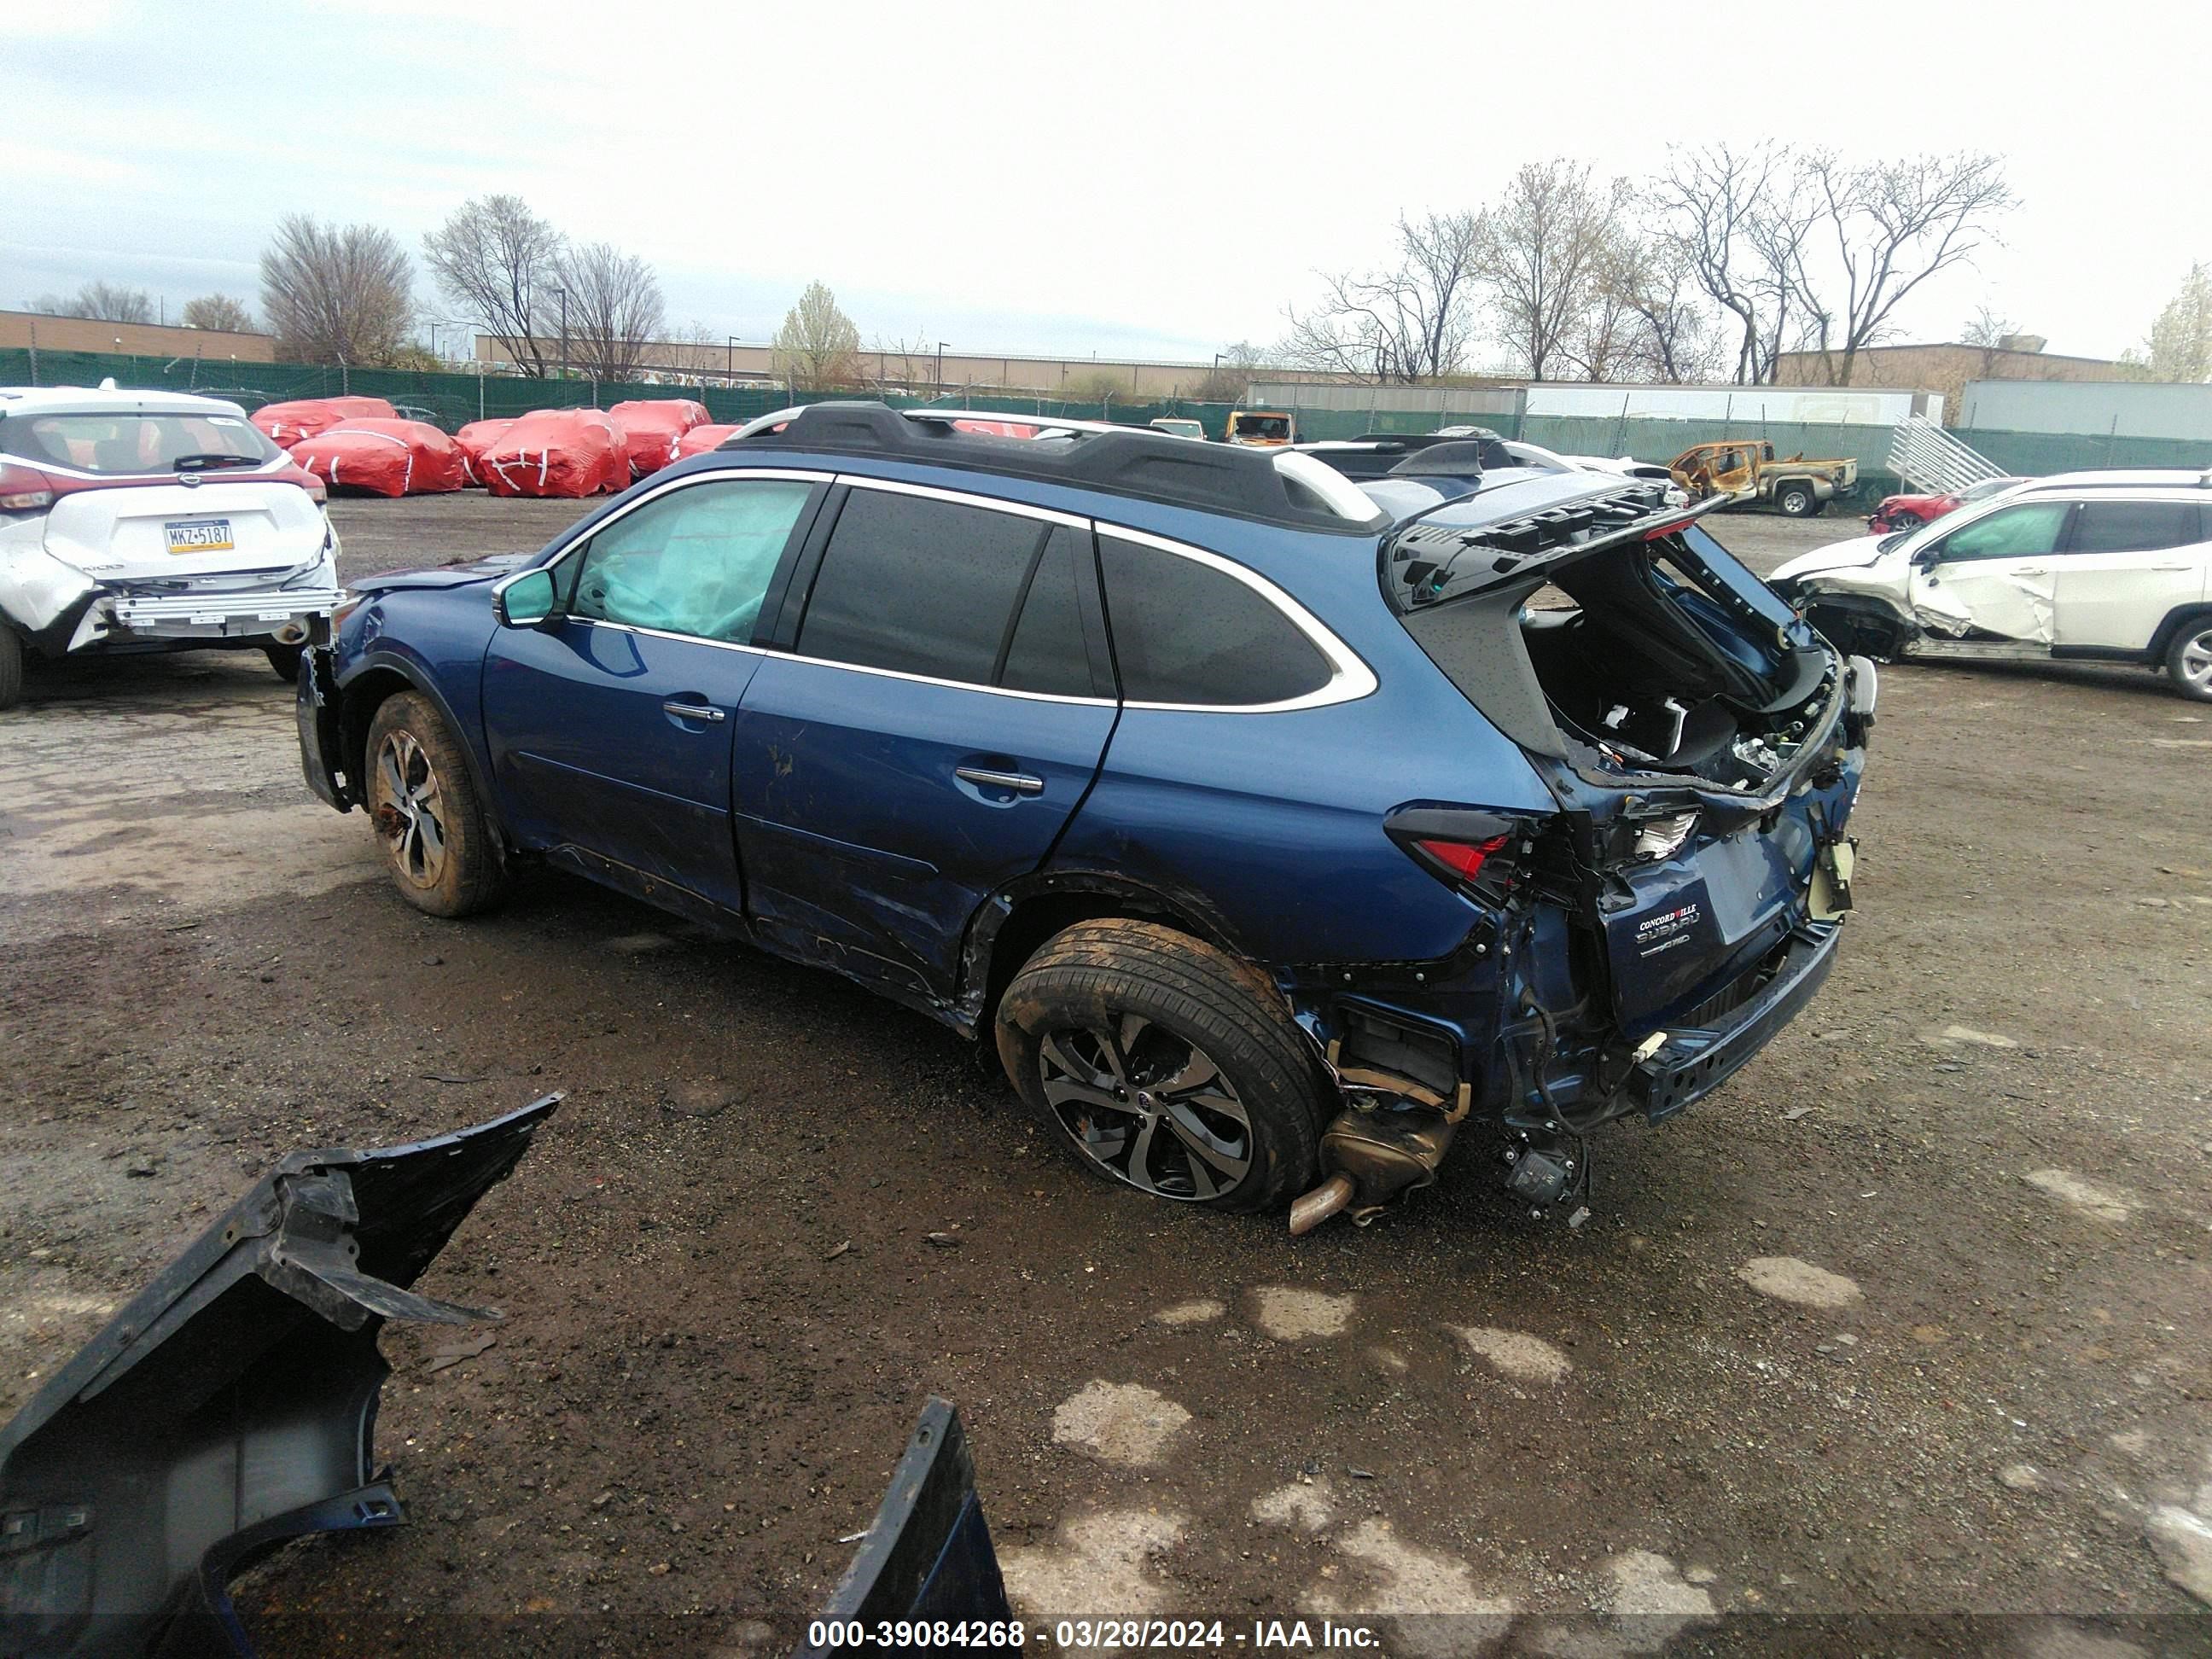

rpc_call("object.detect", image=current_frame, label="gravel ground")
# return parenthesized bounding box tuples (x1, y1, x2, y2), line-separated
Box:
(2, 491, 2208, 1656)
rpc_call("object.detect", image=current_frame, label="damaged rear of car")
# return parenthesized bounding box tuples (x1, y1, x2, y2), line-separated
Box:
(0, 387, 341, 709)
(1289, 471, 1873, 1231)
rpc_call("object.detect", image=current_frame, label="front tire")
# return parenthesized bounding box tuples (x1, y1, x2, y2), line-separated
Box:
(0, 627, 21, 711)
(2167, 620, 2212, 703)
(364, 690, 508, 917)
(995, 919, 1328, 1214)
(1777, 482, 1817, 517)
(1886, 509, 1921, 532)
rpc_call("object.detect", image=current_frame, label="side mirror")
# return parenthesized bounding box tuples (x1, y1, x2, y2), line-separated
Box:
(1910, 543, 1943, 569)
(496, 568, 557, 626)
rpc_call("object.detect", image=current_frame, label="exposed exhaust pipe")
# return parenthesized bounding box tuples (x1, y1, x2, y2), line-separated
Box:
(1289, 1174, 1355, 1236)
(1288, 1104, 1458, 1236)
(274, 622, 308, 643)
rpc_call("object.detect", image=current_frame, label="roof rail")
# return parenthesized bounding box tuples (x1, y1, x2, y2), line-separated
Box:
(728, 401, 1383, 533)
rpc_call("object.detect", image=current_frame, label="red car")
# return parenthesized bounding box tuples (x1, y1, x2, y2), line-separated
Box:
(1866, 474, 2025, 532)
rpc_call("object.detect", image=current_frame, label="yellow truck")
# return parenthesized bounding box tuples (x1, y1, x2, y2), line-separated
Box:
(1668, 439, 1859, 517)
(1224, 409, 1296, 447)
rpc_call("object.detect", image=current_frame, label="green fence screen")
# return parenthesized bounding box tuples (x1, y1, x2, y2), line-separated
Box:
(5, 348, 2204, 493)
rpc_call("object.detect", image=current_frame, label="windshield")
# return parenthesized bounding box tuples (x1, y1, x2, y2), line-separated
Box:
(0, 410, 278, 475)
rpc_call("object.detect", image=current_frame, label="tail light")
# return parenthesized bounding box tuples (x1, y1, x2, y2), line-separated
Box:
(1384, 806, 1529, 902)
(0, 463, 56, 513)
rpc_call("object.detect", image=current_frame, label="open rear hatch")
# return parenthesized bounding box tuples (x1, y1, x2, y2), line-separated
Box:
(1385, 480, 1871, 1073)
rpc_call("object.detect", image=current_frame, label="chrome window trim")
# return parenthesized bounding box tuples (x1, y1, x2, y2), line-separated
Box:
(1092, 524, 1379, 714)
(562, 617, 1119, 707)
(491, 465, 1377, 715)
(835, 471, 1091, 529)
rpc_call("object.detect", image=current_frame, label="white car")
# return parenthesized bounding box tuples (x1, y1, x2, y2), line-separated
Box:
(1769, 469, 2212, 701)
(0, 385, 340, 709)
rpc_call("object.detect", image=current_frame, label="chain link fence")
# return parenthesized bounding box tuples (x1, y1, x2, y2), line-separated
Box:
(4, 348, 2202, 493)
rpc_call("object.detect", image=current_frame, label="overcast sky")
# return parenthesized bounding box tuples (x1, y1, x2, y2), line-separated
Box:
(3, 0, 2201, 367)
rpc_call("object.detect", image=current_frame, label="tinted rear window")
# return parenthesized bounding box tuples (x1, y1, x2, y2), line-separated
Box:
(799, 487, 1049, 684)
(1000, 525, 1107, 697)
(0, 411, 276, 474)
(1097, 534, 1332, 707)
(2070, 499, 2203, 555)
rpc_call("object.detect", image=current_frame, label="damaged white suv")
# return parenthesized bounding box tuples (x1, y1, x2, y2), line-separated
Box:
(1769, 470, 2212, 702)
(0, 386, 341, 710)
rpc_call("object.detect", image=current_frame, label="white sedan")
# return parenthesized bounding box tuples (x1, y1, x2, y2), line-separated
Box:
(0, 385, 341, 709)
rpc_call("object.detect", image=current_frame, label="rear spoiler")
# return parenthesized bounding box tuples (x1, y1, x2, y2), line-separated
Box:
(1388, 486, 1732, 608)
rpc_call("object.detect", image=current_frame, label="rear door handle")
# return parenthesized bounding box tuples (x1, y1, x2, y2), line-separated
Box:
(661, 700, 725, 723)
(956, 765, 1044, 795)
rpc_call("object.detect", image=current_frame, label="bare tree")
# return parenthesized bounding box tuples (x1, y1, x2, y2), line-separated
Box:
(1471, 161, 1637, 381)
(422, 195, 566, 377)
(2128, 263, 2212, 382)
(1958, 301, 2020, 381)
(259, 214, 416, 366)
(1784, 151, 2017, 386)
(1193, 341, 1266, 402)
(26, 282, 157, 323)
(771, 282, 860, 389)
(1283, 212, 1481, 383)
(866, 334, 944, 393)
(1651, 143, 1803, 384)
(180, 294, 254, 333)
(556, 242, 665, 381)
(1609, 235, 1724, 382)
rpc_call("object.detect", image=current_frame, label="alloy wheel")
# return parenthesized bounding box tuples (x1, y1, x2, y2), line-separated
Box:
(372, 728, 449, 890)
(2180, 626, 2212, 696)
(1037, 1012, 1254, 1201)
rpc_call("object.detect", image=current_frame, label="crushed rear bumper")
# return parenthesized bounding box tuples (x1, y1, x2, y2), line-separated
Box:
(1628, 922, 1841, 1123)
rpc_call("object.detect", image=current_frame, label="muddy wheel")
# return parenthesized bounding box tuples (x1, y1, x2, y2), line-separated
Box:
(2167, 620, 2212, 703)
(364, 690, 507, 917)
(0, 627, 20, 712)
(263, 642, 303, 684)
(1777, 481, 1818, 517)
(994, 919, 1327, 1214)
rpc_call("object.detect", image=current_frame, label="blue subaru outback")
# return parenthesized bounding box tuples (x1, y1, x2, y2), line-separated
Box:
(299, 405, 1873, 1232)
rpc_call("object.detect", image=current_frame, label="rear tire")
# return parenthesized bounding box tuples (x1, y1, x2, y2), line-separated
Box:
(2167, 620, 2212, 703)
(995, 919, 1328, 1214)
(0, 628, 21, 712)
(1777, 482, 1817, 517)
(264, 642, 303, 684)
(363, 690, 509, 917)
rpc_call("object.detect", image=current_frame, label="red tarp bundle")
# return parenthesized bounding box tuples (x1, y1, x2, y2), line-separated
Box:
(288, 419, 473, 497)
(672, 423, 742, 459)
(476, 409, 631, 498)
(608, 399, 712, 478)
(252, 396, 398, 448)
(455, 419, 517, 480)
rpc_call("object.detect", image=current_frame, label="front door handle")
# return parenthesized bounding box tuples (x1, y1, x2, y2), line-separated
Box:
(956, 765, 1045, 795)
(662, 700, 725, 724)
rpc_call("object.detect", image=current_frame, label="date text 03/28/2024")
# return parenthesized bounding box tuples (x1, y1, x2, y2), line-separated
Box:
(804, 1618, 1383, 1649)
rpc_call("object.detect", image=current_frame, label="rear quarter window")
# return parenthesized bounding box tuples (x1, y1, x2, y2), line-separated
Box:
(1097, 534, 1333, 707)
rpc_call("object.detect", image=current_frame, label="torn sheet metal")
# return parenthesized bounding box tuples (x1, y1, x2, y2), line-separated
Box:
(0, 1096, 561, 1659)
(0, 543, 98, 639)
